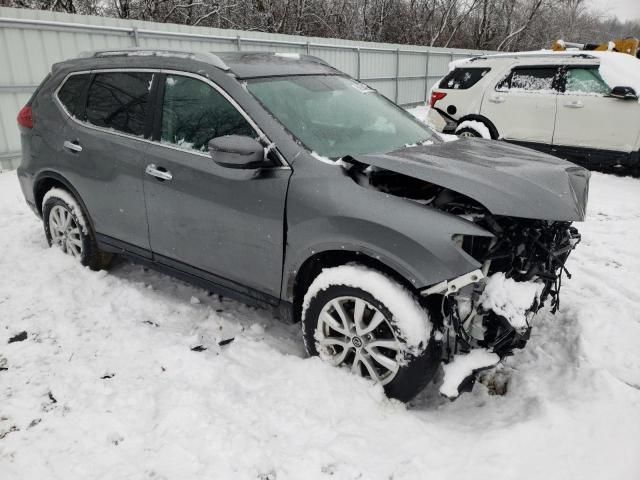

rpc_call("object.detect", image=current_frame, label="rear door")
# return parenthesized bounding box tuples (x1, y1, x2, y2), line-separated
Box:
(480, 66, 560, 144)
(142, 72, 291, 300)
(553, 66, 638, 153)
(57, 70, 153, 253)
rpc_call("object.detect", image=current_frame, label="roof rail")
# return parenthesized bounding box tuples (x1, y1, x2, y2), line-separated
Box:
(469, 52, 597, 62)
(76, 48, 229, 70)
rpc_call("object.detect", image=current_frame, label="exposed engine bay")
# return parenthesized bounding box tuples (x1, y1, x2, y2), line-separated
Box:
(347, 162, 582, 394)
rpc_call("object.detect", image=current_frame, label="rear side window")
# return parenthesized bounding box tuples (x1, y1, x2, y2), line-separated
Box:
(497, 68, 559, 92)
(438, 68, 490, 89)
(57, 74, 89, 118)
(86, 72, 153, 136)
(160, 75, 255, 152)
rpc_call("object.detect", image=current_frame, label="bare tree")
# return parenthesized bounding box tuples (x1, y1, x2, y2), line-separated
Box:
(3, 0, 638, 52)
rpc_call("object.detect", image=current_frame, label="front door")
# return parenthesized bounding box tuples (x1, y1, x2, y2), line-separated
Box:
(481, 66, 560, 144)
(143, 73, 291, 300)
(553, 66, 639, 152)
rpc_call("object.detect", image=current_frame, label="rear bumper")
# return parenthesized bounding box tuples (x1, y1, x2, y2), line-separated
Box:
(428, 108, 458, 134)
(17, 167, 39, 217)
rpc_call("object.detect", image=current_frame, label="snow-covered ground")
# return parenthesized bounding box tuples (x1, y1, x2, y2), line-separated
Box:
(1, 169, 640, 480)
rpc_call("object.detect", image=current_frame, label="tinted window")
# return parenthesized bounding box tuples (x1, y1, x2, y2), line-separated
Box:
(86, 72, 153, 136)
(497, 68, 558, 92)
(161, 75, 255, 152)
(565, 68, 611, 95)
(439, 68, 490, 89)
(58, 74, 89, 118)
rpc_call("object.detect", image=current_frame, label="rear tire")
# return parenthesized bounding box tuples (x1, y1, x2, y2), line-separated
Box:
(457, 127, 482, 138)
(42, 188, 112, 270)
(302, 265, 441, 402)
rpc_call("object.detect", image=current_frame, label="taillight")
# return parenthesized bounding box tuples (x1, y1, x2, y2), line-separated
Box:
(17, 105, 33, 129)
(429, 91, 447, 108)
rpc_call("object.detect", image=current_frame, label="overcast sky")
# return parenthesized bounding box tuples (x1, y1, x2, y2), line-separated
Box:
(589, 0, 640, 22)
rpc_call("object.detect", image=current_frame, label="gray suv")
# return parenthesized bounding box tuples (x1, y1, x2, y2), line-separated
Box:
(16, 49, 589, 401)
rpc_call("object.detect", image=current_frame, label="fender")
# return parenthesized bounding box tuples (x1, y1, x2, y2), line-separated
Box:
(282, 173, 493, 301)
(33, 169, 93, 224)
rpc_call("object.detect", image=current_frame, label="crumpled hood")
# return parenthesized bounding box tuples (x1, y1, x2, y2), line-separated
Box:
(353, 139, 590, 221)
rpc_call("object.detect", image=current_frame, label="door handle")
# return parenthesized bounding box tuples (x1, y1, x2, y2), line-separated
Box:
(63, 140, 83, 153)
(145, 164, 173, 181)
(565, 101, 584, 108)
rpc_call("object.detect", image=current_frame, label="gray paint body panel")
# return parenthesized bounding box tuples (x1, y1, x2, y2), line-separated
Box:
(354, 139, 590, 222)
(281, 163, 494, 296)
(18, 52, 590, 309)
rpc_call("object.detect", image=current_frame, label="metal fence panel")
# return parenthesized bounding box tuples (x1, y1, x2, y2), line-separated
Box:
(0, 6, 489, 169)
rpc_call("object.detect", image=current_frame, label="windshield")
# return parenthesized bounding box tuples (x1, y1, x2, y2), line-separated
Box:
(247, 75, 436, 159)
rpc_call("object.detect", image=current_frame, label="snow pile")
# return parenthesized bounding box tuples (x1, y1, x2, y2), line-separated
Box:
(310, 150, 336, 164)
(456, 120, 492, 139)
(1, 171, 640, 479)
(302, 265, 430, 355)
(274, 52, 301, 60)
(479, 273, 544, 329)
(440, 349, 500, 399)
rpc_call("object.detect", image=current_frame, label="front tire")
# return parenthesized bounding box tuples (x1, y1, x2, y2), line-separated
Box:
(42, 188, 112, 270)
(302, 265, 440, 402)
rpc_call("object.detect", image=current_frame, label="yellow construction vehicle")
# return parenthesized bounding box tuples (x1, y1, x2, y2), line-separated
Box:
(552, 38, 639, 57)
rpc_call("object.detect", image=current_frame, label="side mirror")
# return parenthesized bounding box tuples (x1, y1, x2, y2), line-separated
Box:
(208, 135, 265, 169)
(610, 86, 638, 100)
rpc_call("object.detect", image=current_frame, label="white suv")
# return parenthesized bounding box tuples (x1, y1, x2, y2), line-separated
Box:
(427, 52, 640, 172)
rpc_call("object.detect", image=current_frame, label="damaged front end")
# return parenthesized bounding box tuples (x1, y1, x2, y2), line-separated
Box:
(430, 214, 581, 398)
(345, 143, 589, 399)
(436, 213, 581, 357)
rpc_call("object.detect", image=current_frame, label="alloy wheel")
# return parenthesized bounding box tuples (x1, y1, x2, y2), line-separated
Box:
(458, 130, 478, 138)
(316, 296, 401, 385)
(48, 205, 83, 258)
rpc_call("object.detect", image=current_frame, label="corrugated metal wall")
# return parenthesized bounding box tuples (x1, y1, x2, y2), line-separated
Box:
(0, 6, 489, 169)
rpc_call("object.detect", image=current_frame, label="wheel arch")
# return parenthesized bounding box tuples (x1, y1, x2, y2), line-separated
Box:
(288, 249, 419, 324)
(33, 171, 94, 232)
(457, 114, 499, 139)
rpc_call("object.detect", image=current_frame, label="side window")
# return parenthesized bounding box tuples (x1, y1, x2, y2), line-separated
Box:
(565, 68, 611, 95)
(86, 72, 153, 136)
(438, 68, 490, 90)
(161, 75, 255, 153)
(497, 68, 558, 92)
(57, 74, 89, 118)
